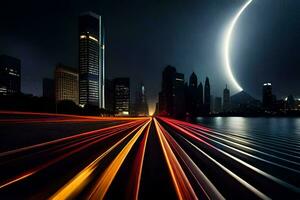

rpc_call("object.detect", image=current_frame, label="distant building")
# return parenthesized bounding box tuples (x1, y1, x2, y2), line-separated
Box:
(43, 78, 54, 99)
(105, 79, 115, 113)
(134, 82, 149, 116)
(262, 83, 273, 110)
(187, 72, 198, 116)
(223, 85, 230, 112)
(0, 55, 21, 95)
(79, 12, 105, 108)
(55, 64, 79, 104)
(114, 78, 130, 116)
(286, 95, 295, 110)
(196, 82, 203, 115)
(214, 97, 222, 113)
(204, 77, 210, 114)
(158, 65, 185, 118)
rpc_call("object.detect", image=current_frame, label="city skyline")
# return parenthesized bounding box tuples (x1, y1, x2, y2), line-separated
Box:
(0, 0, 299, 113)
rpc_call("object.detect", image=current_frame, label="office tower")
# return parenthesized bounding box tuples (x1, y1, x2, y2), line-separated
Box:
(134, 82, 149, 116)
(204, 77, 210, 114)
(286, 94, 295, 110)
(0, 55, 21, 95)
(262, 83, 273, 110)
(43, 78, 54, 99)
(214, 97, 222, 113)
(105, 79, 114, 113)
(159, 65, 185, 118)
(174, 72, 185, 117)
(223, 85, 230, 112)
(79, 12, 105, 108)
(114, 78, 130, 116)
(187, 72, 198, 116)
(55, 64, 79, 104)
(196, 82, 203, 115)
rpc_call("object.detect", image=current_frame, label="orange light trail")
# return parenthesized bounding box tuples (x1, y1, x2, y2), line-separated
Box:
(154, 118, 197, 200)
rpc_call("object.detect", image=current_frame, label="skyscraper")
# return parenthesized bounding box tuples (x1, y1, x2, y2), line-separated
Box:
(79, 12, 105, 108)
(114, 78, 130, 116)
(55, 64, 79, 105)
(0, 55, 21, 95)
(262, 83, 273, 110)
(204, 77, 210, 114)
(223, 85, 230, 112)
(134, 82, 149, 116)
(158, 65, 185, 118)
(187, 72, 198, 116)
(196, 82, 203, 115)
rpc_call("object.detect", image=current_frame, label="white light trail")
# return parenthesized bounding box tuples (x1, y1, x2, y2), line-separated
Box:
(224, 0, 253, 92)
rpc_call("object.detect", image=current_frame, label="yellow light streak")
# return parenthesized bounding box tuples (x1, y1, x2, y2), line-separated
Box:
(88, 119, 151, 200)
(50, 119, 150, 200)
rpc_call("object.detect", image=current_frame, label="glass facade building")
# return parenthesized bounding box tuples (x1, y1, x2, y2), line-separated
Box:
(79, 12, 105, 108)
(0, 55, 21, 95)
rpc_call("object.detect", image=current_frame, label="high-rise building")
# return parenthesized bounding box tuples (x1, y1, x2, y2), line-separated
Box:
(134, 82, 149, 116)
(204, 77, 210, 114)
(262, 83, 273, 110)
(187, 72, 198, 116)
(79, 12, 105, 108)
(43, 78, 54, 99)
(0, 55, 21, 95)
(158, 65, 185, 118)
(114, 78, 130, 116)
(223, 85, 230, 112)
(196, 82, 203, 115)
(55, 64, 79, 104)
(214, 97, 222, 113)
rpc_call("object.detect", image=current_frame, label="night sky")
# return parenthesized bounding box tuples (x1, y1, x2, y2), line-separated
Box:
(0, 0, 299, 112)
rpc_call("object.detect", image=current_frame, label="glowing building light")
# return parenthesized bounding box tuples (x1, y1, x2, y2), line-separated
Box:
(224, 0, 253, 92)
(80, 35, 87, 39)
(88, 36, 99, 42)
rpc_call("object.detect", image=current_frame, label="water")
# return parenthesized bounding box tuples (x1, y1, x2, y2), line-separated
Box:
(196, 117, 300, 141)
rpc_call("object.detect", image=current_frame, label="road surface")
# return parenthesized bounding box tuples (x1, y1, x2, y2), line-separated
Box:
(0, 111, 299, 199)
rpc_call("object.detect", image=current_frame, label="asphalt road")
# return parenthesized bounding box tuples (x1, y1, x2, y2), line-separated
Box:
(0, 111, 299, 199)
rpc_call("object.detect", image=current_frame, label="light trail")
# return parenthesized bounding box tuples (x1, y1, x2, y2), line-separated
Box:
(156, 119, 224, 200)
(159, 117, 300, 195)
(223, 0, 253, 92)
(154, 118, 198, 200)
(0, 119, 147, 189)
(51, 118, 151, 200)
(87, 118, 151, 200)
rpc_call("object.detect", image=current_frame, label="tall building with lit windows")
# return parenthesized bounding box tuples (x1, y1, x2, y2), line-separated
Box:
(79, 12, 105, 108)
(0, 55, 21, 95)
(114, 78, 130, 116)
(55, 64, 79, 104)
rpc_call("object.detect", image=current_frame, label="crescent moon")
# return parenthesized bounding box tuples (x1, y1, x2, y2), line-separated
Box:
(224, 0, 253, 92)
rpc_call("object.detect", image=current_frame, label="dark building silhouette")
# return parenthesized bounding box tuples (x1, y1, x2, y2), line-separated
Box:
(159, 65, 185, 118)
(42, 78, 54, 99)
(223, 85, 230, 112)
(55, 64, 79, 105)
(187, 72, 198, 116)
(214, 97, 222, 113)
(0, 55, 21, 95)
(286, 95, 295, 110)
(105, 79, 114, 114)
(196, 82, 203, 115)
(79, 12, 105, 108)
(114, 78, 130, 116)
(134, 82, 149, 116)
(262, 83, 273, 110)
(204, 77, 210, 114)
